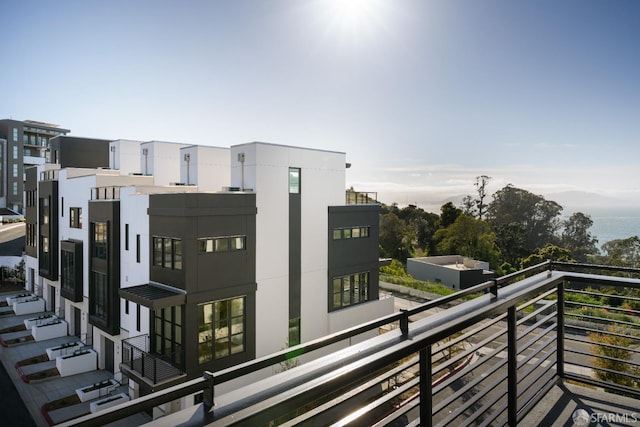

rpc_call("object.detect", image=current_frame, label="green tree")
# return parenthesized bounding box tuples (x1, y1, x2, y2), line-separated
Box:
(440, 202, 462, 228)
(379, 213, 413, 261)
(434, 214, 501, 267)
(474, 175, 491, 220)
(486, 185, 562, 263)
(561, 212, 599, 262)
(601, 236, 640, 267)
(520, 244, 574, 269)
(380, 259, 410, 277)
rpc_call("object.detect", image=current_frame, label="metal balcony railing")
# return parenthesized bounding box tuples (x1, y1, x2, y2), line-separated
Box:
(62, 261, 640, 427)
(39, 169, 59, 181)
(346, 190, 378, 205)
(91, 186, 121, 200)
(121, 334, 184, 385)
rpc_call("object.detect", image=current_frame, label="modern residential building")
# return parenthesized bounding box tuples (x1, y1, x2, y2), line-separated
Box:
(0, 119, 70, 213)
(22, 136, 392, 420)
(407, 255, 495, 290)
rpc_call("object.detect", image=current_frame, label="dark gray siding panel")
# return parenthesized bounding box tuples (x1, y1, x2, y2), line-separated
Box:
(148, 192, 257, 379)
(25, 167, 38, 258)
(38, 180, 59, 280)
(88, 200, 121, 335)
(289, 191, 301, 323)
(328, 205, 381, 311)
(50, 136, 110, 168)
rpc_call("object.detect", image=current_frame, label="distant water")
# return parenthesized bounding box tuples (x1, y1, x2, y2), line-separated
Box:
(567, 206, 640, 248)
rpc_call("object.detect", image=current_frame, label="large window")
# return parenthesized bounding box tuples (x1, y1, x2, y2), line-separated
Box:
(153, 236, 182, 270)
(70, 207, 82, 229)
(92, 222, 108, 259)
(12, 128, 18, 142)
(198, 235, 246, 253)
(289, 167, 300, 194)
(90, 271, 108, 322)
(331, 272, 370, 310)
(198, 297, 245, 363)
(153, 305, 183, 366)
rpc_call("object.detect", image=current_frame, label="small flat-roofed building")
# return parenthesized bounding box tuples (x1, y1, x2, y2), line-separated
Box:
(407, 255, 495, 290)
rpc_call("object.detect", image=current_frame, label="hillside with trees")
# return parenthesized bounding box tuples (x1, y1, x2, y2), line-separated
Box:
(378, 179, 634, 275)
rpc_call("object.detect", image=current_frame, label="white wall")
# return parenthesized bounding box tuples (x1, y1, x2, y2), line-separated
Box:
(110, 140, 143, 175)
(179, 145, 230, 191)
(230, 142, 347, 356)
(119, 187, 151, 337)
(140, 141, 189, 186)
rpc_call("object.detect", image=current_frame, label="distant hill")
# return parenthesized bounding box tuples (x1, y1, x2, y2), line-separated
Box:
(545, 191, 638, 211)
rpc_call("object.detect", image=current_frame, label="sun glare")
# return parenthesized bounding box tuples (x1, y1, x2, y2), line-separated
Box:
(321, 0, 388, 45)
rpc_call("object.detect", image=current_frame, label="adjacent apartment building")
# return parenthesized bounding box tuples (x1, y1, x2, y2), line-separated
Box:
(23, 136, 393, 417)
(0, 119, 70, 213)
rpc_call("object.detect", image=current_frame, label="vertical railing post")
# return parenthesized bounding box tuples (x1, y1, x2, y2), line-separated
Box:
(507, 306, 518, 426)
(557, 280, 565, 379)
(203, 371, 215, 413)
(420, 346, 432, 427)
(141, 349, 145, 380)
(490, 279, 498, 298)
(400, 309, 409, 336)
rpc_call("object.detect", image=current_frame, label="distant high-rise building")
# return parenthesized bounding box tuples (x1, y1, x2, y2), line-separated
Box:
(0, 119, 70, 213)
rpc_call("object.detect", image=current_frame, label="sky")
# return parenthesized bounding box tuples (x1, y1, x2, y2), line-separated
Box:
(2, 0, 640, 211)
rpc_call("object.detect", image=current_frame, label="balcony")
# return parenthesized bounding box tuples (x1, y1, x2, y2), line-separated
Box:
(346, 189, 378, 205)
(63, 262, 639, 426)
(91, 186, 121, 200)
(40, 169, 59, 181)
(120, 334, 185, 390)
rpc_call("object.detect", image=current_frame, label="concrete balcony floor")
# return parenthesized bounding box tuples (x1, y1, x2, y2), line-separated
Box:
(523, 383, 639, 426)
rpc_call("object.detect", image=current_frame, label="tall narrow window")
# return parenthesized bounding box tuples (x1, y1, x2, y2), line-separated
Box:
(92, 222, 108, 259)
(153, 306, 183, 367)
(40, 197, 49, 225)
(12, 128, 18, 142)
(136, 235, 141, 263)
(289, 167, 300, 194)
(90, 271, 108, 322)
(136, 304, 141, 332)
(70, 208, 82, 229)
(125, 224, 129, 251)
(289, 318, 300, 346)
